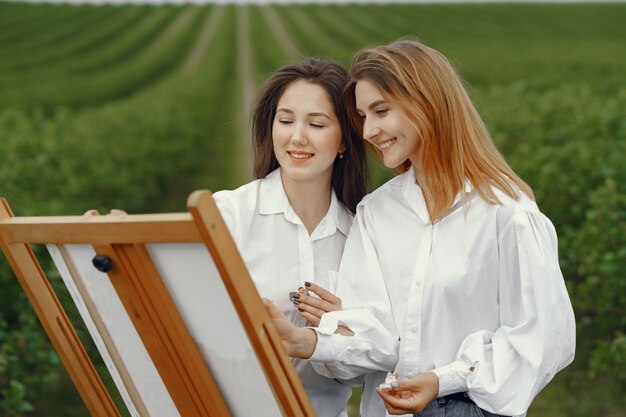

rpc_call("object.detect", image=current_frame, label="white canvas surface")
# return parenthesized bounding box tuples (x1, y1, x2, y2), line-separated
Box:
(47, 242, 283, 417)
(146, 243, 282, 417)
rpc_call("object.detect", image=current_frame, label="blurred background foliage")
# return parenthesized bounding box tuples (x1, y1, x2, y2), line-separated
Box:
(0, 2, 624, 416)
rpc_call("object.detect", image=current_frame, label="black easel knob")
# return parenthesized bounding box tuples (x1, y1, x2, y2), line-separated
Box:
(92, 254, 112, 273)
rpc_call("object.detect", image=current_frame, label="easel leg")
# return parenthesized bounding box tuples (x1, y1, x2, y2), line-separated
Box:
(0, 199, 121, 417)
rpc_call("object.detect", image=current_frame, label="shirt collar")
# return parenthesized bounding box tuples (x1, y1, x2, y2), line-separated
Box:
(258, 168, 289, 215)
(402, 166, 473, 223)
(322, 189, 352, 238)
(258, 168, 352, 237)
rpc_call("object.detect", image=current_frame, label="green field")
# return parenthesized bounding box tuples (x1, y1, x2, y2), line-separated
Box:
(1, 2, 625, 416)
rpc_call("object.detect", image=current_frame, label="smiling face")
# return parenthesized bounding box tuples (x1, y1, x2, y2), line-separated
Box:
(355, 79, 420, 169)
(272, 80, 344, 187)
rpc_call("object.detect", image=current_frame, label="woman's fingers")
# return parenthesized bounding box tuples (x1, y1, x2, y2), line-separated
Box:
(295, 292, 331, 311)
(376, 372, 438, 414)
(290, 283, 343, 326)
(304, 282, 342, 307)
(298, 310, 320, 327)
(294, 297, 326, 319)
(377, 389, 412, 414)
(294, 286, 341, 315)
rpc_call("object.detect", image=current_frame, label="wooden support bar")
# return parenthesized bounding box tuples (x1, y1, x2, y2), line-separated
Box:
(0, 213, 201, 244)
(187, 190, 315, 417)
(0, 199, 121, 417)
(92, 243, 231, 417)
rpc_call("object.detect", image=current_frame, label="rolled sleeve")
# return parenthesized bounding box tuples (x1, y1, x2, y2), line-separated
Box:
(309, 309, 398, 380)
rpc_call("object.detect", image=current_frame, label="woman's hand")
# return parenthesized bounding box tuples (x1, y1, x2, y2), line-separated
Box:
(377, 372, 439, 414)
(262, 298, 318, 359)
(292, 282, 342, 326)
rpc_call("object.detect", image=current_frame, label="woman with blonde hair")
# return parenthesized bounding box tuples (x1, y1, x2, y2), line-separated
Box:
(266, 40, 575, 417)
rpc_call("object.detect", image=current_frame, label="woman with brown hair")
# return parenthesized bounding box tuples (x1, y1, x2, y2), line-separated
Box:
(213, 58, 367, 417)
(266, 40, 575, 417)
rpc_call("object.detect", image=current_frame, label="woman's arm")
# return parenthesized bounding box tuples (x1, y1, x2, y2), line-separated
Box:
(429, 206, 576, 415)
(308, 203, 400, 380)
(266, 201, 400, 380)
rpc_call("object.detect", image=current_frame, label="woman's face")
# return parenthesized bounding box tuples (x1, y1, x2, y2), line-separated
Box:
(272, 80, 343, 186)
(355, 79, 420, 169)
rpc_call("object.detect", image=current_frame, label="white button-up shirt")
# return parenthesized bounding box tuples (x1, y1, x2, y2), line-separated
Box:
(311, 167, 576, 417)
(213, 168, 353, 417)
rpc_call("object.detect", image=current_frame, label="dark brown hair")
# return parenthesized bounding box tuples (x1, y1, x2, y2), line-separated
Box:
(252, 58, 368, 214)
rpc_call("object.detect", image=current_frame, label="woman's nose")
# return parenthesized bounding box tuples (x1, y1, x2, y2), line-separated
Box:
(290, 124, 308, 146)
(363, 119, 381, 141)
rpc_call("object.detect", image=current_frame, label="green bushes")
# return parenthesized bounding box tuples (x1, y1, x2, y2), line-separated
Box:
(0, 4, 240, 415)
(477, 85, 626, 410)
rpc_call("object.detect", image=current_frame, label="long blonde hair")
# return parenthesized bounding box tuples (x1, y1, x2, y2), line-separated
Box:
(348, 39, 533, 222)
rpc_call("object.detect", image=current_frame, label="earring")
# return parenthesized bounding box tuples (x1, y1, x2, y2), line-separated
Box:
(339, 153, 344, 159)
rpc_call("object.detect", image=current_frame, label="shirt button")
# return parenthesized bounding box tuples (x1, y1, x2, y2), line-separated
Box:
(303, 255, 311, 262)
(409, 326, 417, 333)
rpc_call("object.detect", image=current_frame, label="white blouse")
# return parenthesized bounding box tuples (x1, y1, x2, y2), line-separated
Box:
(213, 168, 354, 417)
(310, 167, 576, 417)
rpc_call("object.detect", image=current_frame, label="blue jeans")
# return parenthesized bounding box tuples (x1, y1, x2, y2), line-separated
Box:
(413, 393, 505, 417)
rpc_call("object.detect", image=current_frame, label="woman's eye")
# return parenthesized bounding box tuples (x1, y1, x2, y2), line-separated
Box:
(278, 119, 293, 124)
(310, 123, 324, 128)
(375, 108, 388, 116)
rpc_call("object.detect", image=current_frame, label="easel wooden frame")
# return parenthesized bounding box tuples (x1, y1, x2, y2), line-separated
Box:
(0, 190, 315, 417)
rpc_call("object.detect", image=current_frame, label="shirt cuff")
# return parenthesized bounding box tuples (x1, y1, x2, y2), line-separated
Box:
(308, 314, 347, 362)
(431, 361, 471, 397)
(309, 335, 345, 363)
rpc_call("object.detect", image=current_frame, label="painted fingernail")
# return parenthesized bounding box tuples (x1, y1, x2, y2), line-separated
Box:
(293, 300, 300, 305)
(289, 292, 298, 302)
(293, 293, 300, 299)
(304, 281, 311, 287)
(298, 308, 304, 312)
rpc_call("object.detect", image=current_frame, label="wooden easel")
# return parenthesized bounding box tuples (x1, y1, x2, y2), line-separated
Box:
(0, 191, 315, 417)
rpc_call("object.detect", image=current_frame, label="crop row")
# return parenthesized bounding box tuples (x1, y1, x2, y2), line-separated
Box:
(0, 7, 146, 72)
(0, 6, 201, 110)
(2, 3, 625, 112)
